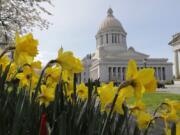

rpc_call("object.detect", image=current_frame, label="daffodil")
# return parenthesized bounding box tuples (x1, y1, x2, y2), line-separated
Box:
(176, 122, 180, 135)
(66, 89, 73, 101)
(160, 99, 180, 121)
(16, 66, 32, 87)
(129, 100, 146, 113)
(98, 82, 125, 114)
(56, 48, 84, 73)
(125, 59, 157, 99)
(45, 65, 61, 87)
(76, 83, 88, 100)
(16, 62, 40, 90)
(14, 33, 38, 66)
(31, 61, 42, 69)
(129, 100, 153, 129)
(0, 55, 10, 72)
(135, 111, 152, 129)
(164, 127, 171, 135)
(7, 63, 17, 81)
(38, 85, 55, 107)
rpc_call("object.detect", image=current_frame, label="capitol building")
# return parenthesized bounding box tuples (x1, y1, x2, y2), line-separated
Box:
(78, 8, 173, 83)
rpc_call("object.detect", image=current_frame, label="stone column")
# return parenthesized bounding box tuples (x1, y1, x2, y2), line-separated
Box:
(115, 67, 118, 81)
(156, 67, 159, 80)
(174, 50, 180, 79)
(158, 67, 161, 80)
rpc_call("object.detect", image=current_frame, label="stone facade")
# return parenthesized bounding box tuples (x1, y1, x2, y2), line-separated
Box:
(169, 33, 180, 79)
(79, 8, 173, 83)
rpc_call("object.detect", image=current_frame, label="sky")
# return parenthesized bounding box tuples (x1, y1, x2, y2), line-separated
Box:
(34, 0, 180, 65)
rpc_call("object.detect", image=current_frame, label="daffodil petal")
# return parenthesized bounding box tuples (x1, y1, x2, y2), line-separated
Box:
(126, 59, 138, 80)
(136, 68, 154, 85)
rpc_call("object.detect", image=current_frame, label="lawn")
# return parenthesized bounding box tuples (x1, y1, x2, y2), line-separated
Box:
(128, 92, 180, 112)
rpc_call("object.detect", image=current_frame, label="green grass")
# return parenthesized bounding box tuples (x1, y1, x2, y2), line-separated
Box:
(128, 92, 180, 112)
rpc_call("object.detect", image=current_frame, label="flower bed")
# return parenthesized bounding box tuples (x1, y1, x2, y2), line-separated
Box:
(0, 33, 179, 135)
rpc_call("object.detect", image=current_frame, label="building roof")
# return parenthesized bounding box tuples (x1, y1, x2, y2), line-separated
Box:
(169, 32, 180, 45)
(97, 8, 126, 34)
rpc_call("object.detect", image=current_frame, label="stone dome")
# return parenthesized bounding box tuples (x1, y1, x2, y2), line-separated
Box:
(97, 8, 126, 34)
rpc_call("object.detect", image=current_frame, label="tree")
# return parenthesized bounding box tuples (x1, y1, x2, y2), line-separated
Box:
(0, 0, 53, 47)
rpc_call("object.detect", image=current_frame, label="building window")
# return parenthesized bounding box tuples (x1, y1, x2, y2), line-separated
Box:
(118, 67, 121, 80)
(115, 34, 117, 43)
(106, 34, 108, 44)
(109, 67, 111, 80)
(162, 67, 166, 80)
(122, 67, 126, 80)
(112, 34, 114, 43)
(113, 67, 116, 77)
(158, 67, 161, 80)
(100, 35, 103, 44)
(117, 34, 120, 43)
(122, 36, 124, 44)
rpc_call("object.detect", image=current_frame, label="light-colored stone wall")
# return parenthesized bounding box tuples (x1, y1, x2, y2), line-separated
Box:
(79, 8, 174, 83)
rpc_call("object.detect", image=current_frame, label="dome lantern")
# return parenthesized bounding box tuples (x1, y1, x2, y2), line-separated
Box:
(107, 8, 113, 17)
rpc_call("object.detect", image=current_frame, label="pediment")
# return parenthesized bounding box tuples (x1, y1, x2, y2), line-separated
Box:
(169, 33, 180, 45)
(101, 50, 149, 59)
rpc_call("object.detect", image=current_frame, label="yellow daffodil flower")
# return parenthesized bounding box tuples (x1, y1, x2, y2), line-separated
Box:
(125, 59, 157, 99)
(164, 128, 171, 135)
(45, 66, 61, 87)
(7, 63, 17, 81)
(76, 83, 88, 100)
(16, 63, 39, 90)
(0, 55, 10, 72)
(66, 89, 73, 101)
(98, 82, 125, 114)
(56, 48, 84, 73)
(31, 61, 42, 69)
(16, 66, 32, 87)
(160, 99, 180, 121)
(38, 85, 55, 107)
(129, 100, 152, 129)
(176, 122, 180, 135)
(135, 111, 152, 129)
(14, 33, 38, 66)
(130, 100, 146, 113)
